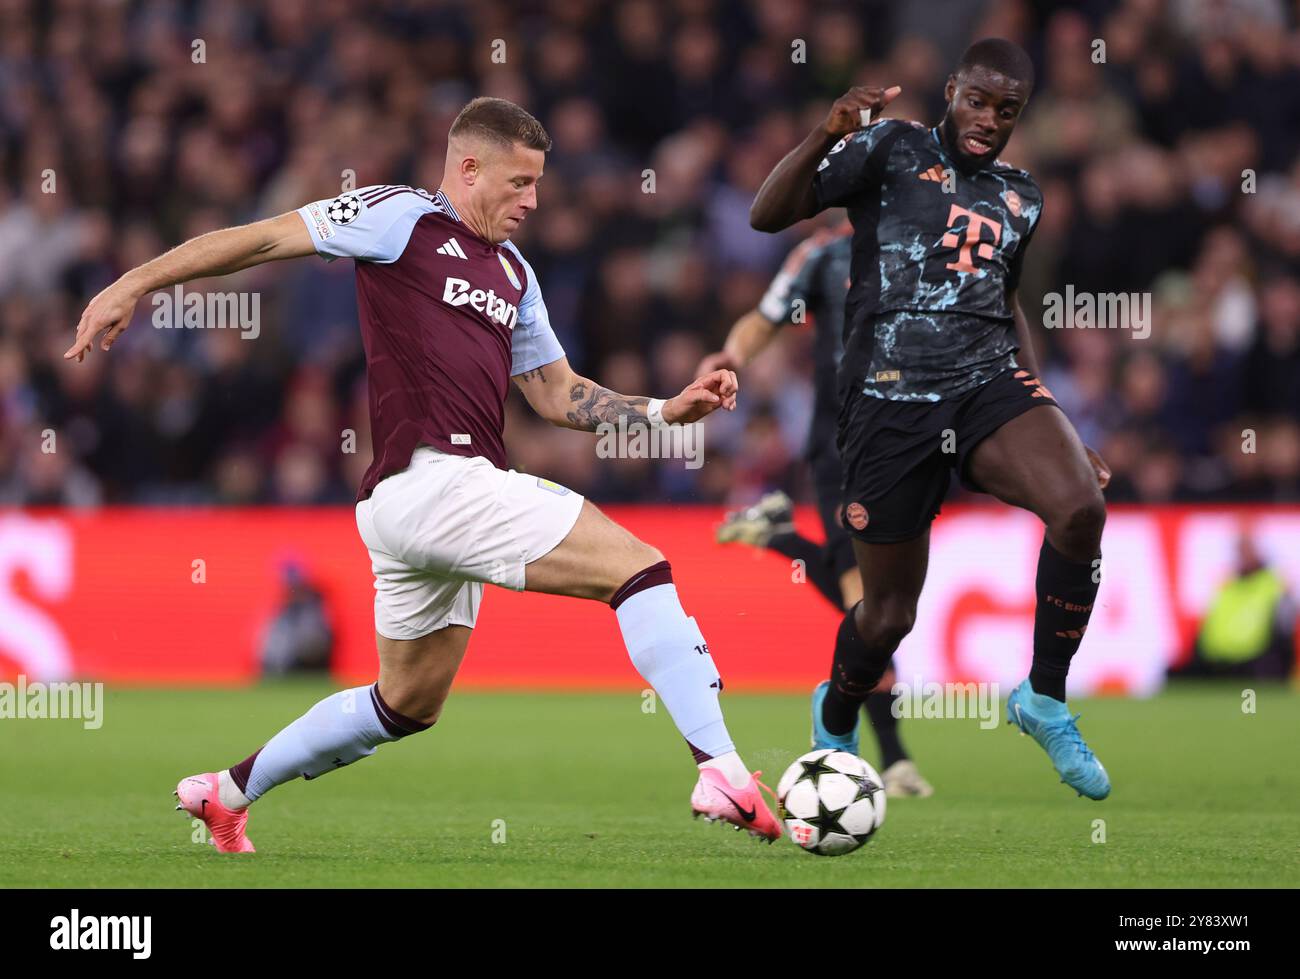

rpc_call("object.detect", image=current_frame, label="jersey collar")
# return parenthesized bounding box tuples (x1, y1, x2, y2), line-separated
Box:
(434, 189, 461, 222)
(432, 189, 507, 251)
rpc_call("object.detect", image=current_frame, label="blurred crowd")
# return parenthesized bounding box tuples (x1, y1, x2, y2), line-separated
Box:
(1, 0, 1299, 508)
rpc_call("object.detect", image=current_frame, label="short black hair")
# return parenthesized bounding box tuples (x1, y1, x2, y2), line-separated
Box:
(956, 38, 1035, 91)
(450, 97, 552, 152)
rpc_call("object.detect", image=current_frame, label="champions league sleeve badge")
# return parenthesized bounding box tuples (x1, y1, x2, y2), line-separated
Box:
(326, 194, 363, 225)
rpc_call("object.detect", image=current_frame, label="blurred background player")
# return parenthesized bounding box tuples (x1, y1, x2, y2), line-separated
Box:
(751, 39, 1113, 800)
(1172, 533, 1296, 681)
(700, 219, 933, 797)
(65, 97, 780, 850)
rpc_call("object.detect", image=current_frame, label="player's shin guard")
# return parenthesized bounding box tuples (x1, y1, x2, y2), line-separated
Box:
(227, 684, 429, 803)
(823, 604, 893, 735)
(1029, 536, 1101, 701)
(611, 561, 734, 762)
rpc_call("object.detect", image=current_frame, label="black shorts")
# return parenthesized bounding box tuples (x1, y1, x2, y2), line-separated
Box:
(806, 415, 858, 578)
(837, 367, 1058, 544)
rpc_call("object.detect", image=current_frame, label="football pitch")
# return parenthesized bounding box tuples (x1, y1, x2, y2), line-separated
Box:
(2, 682, 1297, 888)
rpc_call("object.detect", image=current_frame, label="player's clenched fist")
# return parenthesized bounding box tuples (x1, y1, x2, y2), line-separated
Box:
(824, 85, 902, 137)
(664, 369, 739, 423)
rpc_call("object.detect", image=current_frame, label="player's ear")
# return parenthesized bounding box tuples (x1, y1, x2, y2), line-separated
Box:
(460, 155, 479, 186)
(944, 75, 957, 104)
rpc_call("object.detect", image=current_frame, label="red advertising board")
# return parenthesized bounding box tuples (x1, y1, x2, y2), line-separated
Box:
(1, 505, 1296, 694)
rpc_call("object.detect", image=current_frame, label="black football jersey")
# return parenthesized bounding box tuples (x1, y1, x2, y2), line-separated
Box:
(813, 119, 1043, 402)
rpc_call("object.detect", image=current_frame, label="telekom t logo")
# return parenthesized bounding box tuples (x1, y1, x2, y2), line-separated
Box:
(942, 204, 1002, 275)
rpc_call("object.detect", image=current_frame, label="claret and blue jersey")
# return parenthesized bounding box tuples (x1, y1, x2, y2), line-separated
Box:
(295, 185, 565, 499)
(813, 118, 1043, 403)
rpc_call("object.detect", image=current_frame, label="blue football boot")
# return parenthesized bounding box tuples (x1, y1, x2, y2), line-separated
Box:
(810, 680, 860, 755)
(1006, 679, 1110, 800)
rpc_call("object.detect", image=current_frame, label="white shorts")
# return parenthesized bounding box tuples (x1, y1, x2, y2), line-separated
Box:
(355, 446, 585, 640)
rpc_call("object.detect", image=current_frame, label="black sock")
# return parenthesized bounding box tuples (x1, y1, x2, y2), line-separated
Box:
(769, 531, 843, 610)
(1029, 535, 1101, 701)
(822, 606, 892, 734)
(864, 691, 907, 768)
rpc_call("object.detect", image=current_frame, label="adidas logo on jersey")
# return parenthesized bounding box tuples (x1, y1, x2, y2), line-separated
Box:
(437, 237, 468, 259)
(442, 277, 518, 330)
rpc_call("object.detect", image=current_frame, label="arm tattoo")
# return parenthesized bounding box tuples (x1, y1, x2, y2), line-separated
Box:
(565, 381, 650, 431)
(517, 365, 548, 383)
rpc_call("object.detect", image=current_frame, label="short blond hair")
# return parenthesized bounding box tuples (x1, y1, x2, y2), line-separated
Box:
(449, 97, 551, 152)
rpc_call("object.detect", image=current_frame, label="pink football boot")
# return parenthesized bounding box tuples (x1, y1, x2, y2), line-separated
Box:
(690, 768, 783, 843)
(175, 773, 255, 853)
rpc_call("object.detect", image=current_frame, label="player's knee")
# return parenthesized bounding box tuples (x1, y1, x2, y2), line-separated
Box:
(869, 612, 916, 652)
(407, 699, 446, 728)
(633, 542, 666, 568)
(605, 541, 666, 602)
(1052, 493, 1106, 559)
(854, 595, 917, 651)
(380, 683, 449, 730)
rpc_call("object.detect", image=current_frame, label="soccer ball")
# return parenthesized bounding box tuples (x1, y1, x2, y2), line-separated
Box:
(777, 749, 886, 856)
(327, 194, 362, 225)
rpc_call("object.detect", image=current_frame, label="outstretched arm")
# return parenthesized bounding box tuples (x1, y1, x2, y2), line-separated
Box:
(750, 85, 900, 233)
(513, 357, 738, 431)
(696, 309, 781, 375)
(65, 211, 315, 360)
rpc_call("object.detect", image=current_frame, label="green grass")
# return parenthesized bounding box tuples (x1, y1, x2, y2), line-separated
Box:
(1, 682, 1297, 887)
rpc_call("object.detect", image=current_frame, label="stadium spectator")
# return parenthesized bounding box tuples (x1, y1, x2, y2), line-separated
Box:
(0, 0, 1298, 508)
(257, 561, 336, 676)
(1171, 533, 1296, 679)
